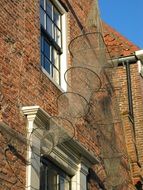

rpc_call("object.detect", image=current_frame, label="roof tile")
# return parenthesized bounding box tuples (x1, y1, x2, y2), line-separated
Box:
(102, 22, 139, 58)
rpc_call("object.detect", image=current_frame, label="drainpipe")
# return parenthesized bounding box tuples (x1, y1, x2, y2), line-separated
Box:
(125, 61, 134, 123)
(112, 50, 143, 167)
(111, 50, 143, 122)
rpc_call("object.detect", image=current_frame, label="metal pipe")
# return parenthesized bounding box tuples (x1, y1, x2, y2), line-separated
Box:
(125, 61, 134, 122)
(111, 50, 143, 66)
(124, 60, 141, 167)
(112, 51, 143, 167)
(111, 55, 138, 66)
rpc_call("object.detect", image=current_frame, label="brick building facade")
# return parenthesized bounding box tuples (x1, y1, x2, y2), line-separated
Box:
(0, 0, 143, 190)
(103, 23, 143, 188)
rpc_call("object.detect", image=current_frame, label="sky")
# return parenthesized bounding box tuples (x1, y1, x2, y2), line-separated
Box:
(98, 0, 143, 49)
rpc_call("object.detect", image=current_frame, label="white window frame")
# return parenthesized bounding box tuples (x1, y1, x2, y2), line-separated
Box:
(40, 0, 68, 91)
(22, 106, 99, 190)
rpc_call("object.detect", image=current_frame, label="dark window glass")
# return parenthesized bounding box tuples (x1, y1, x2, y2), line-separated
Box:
(40, 9, 45, 28)
(46, 0, 52, 18)
(46, 16, 53, 36)
(44, 40, 50, 60)
(40, 158, 71, 190)
(40, 0, 44, 8)
(44, 57, 51, 73)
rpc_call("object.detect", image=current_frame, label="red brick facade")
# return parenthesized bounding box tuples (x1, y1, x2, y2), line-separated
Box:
(103, 23, 143, 187)
(0, 0, 143, 189)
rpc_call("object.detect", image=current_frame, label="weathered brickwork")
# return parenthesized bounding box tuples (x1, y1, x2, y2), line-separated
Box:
(130, 64, 143, 182)
(103, 23, 143, 186)
(0, 0, 143, 189)
(113, 66, 141, 184)
(0, 0, 62, 188)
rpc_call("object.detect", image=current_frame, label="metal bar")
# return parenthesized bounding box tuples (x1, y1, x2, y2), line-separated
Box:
(125, 61, 134, 121)
(124, 60, 140, 166)
(110, 55, 138, 67)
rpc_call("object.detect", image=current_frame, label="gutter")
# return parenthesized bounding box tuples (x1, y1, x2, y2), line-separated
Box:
(112, 55, 137, 66)
(111, 50, 143, 67)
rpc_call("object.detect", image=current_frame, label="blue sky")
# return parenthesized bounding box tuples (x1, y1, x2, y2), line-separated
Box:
(99, 0, 143, 49)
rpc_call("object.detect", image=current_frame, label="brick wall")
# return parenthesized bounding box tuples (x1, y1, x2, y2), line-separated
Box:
(114, 62, 143, 186)
(0, 0, 61, 188)
(0, 0, 143, 189)
(130, 64, 143, 181)
(103, 23, 143, 185)
(0, 0, 101, 189)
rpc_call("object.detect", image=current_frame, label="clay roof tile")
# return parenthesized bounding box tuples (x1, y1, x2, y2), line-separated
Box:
(102, 22, 139, 58)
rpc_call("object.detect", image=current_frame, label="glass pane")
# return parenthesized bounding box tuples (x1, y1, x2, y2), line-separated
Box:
(44, 57, 51, 74)
(65, 181, 70, 190)
(40, 8, 46, 28)
(53, 48, 60, 69)
(41, 36, 44, 52)
(60, 177, 65, 190)
(64, 178, 70, 190)
(46, 16, 53, 37)
(40, 164, 46, 190)
(46, 0, 52, 19)
(40, 159, 71, 190)
(48, 170, 57, 190)
(54, 8, 61, 28)
(41, 54, 44, 66)
(54, 26, 61, 47)
(53, 67, 59, 84)
(59, 176, 70, 190)
(44, 40, 50, 60)
(40, 0, 45, 9)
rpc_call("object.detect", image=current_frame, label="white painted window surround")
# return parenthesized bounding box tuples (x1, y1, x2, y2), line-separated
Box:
(21, 106, 98, 190)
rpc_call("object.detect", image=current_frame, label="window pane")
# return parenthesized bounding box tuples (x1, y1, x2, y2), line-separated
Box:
(44, 57, 51, 74)
(44, 40, 50, 60)
(41, 54, 44, 66)
(54, 8, 61, 28)
(59, 176, 70, 190)
(46, 16, 53, 37)
(46, 0, 52, 19)
(53, 67, 60, 84)
(41, 36, 44, 52)
(65, 181, 70, 190)
(48, 169, 57, 190)
(40, 8, 46, 28)
(60, 176, 65, 190)
(53, 48, 60, 69)
(40, 159, 71, 190)
(40, 0, 45, 9)
(40, 164, 46, 190)
(54, 26, 61, 47)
